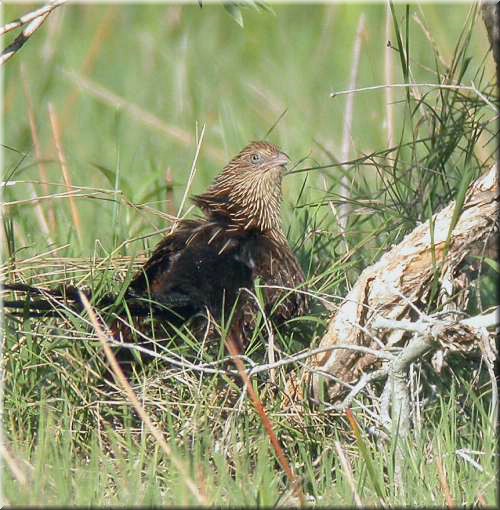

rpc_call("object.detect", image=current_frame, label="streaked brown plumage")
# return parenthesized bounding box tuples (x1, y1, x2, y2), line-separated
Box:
(3, 141, 308, 364)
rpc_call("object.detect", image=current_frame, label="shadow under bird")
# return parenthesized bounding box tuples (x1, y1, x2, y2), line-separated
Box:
(3, 141, 308, 365)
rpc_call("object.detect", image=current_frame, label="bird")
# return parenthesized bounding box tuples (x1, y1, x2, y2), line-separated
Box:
(3, 141, 308, 367)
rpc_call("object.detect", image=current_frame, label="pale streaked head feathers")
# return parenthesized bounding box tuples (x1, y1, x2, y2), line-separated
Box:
(192, 141, 290, 239)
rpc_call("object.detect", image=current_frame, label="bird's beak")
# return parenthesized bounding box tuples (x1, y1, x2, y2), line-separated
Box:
(273, 152, 290, 167)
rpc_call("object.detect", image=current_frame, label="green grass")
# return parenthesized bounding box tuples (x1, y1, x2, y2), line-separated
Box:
(2, 382, 496, 506)
(2, 2, 498, 506)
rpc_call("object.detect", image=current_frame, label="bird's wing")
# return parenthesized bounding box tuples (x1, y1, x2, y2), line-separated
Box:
(127, 219, 202, 297)
(243, 235, 308, 323)
(127, 220, 253, 320)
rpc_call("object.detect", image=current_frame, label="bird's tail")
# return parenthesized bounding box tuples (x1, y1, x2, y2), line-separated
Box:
(1, 282, 187, 320)
(1, 282, 92, 317)
(2, 282, 198, 372)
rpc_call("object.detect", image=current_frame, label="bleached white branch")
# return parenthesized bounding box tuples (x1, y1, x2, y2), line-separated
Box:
(461, 307, 499, 329)
(372, 316, 428, 334)
(248, 343, 393, 377)
(373, 306, 499, 335)
(1, 1, 65, 66)
(333, 367, 388, 411)
(0, 1, 65, 36)
(373, 307, 498, 439)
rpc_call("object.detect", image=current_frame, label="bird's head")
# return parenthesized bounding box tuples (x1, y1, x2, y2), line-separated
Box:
(193, 141, 290, 234)
(226, 141, 290, 174)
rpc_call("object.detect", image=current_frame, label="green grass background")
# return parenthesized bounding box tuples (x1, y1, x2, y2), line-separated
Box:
(2, 2, 497, 506)
(4, 3, 494, 255)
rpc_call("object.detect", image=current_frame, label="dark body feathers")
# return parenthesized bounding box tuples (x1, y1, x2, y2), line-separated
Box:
(124, 220, 306, 336)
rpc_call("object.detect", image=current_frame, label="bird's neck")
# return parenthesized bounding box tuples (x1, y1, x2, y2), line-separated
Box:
(193, 167, 284, 237)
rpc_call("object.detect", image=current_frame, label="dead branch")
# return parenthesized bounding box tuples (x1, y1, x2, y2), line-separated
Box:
(1, 1, 65, 66)
(310, 164, 498, 401)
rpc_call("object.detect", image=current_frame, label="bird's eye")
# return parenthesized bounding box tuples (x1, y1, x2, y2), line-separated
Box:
(250, 153, 262, 164)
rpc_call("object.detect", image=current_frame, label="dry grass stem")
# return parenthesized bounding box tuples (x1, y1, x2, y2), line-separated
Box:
(225, 333, 304, 506)
(3, 190, 113, 209)
(413, 10, 449, 69)
(62, 5, 117, 126)
(79, 292, 208, 505)
(62, 70, 225, 164)
(0, 441, 29, 487)
(334, 440, 363, 508)
(338, 13, 366, 235)
(20, 63, 56, 236)
(435, 455, 455, 508)
(176, 124, 205, 220)
(331, 83, 498, 113)
(48, 103, 83, 244)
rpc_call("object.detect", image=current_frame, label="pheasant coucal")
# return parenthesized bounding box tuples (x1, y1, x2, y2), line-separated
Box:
(3, 141, 308, 365)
